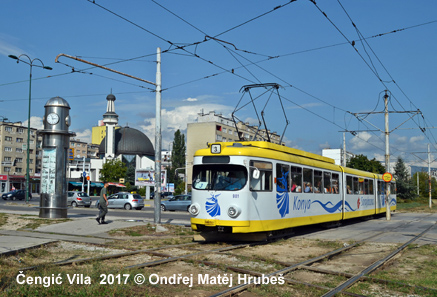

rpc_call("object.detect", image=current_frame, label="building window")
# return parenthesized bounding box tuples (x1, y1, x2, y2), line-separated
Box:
(17, 128, 24, 133)
(29, 159, 33, 164)
(4, 157, 11, 161)
(228, 129, 233, 135)
(5, 127, 12, 132)
(5, 136, 12, 141)
(16, 168, 22, 173)
(16, 148, 23, 153)
(4, 167, 11, 172)
(16, 158, 23, 163)
(16, 138, 23, 143)
(30, 169, 33, 173)
(4, 147, 12, 152)
(223, 128, 227, 133)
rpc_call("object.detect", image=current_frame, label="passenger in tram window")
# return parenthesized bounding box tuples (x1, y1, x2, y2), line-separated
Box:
(225, 172, 243, 190)
(296, 185, 302, 192)
(304, 183, 312, 193)
(314, 181, 322, 193)
(291, 181, 297, 192)
(347, 185, 352, 194)
(332, 181, 339, 194)
(215, 176, 226, 190)
(324, 185, 331, 194)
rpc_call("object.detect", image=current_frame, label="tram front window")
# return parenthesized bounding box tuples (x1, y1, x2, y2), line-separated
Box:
(193, 165, 247, 191)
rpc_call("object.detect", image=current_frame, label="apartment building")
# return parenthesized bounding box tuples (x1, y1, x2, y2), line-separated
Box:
(0, 121, 38, 193)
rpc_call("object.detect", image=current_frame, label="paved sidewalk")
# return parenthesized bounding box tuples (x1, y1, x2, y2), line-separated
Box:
(0, 211, 190, 256)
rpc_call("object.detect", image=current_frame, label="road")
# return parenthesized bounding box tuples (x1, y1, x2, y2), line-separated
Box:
(0, 196, 191, 225)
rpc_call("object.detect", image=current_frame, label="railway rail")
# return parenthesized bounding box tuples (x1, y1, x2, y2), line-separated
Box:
(3, 214, 436, 296)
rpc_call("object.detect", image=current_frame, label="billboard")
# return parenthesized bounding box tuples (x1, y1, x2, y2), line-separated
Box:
(136, 169, 166, 187)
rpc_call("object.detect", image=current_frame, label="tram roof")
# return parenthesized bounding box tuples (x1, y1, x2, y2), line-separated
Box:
(197, 141, 336, 164)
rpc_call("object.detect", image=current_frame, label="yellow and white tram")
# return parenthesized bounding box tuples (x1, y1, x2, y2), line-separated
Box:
(189, 141, 396, 236)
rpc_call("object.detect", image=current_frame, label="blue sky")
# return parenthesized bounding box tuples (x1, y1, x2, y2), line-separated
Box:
(1, 0, 436, 167)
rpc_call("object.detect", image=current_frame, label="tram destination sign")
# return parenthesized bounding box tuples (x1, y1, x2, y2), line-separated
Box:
(211, 144, 221, 154)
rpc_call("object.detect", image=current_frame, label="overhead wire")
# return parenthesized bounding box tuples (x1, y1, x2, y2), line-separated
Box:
(311, 0, 437, 157)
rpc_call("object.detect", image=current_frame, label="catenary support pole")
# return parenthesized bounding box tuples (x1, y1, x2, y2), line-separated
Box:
(384, 90, 391, 220)
(154, 48, 162, 224)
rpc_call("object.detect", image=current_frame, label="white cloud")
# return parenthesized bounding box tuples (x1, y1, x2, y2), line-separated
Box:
(409, 135, 424, 143)
(139, 103, 233, 149)
(183, 97, 198, 102)
(0, 33, 27, 56)
(23, 116, 44, 130)
(74, 129, 92, 143)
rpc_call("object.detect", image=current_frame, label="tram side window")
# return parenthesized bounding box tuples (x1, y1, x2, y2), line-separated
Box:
(323, 172, 331, 194)
(363, 179, 369, 195)
(346, 176, 353, 194)
(276, 164, 290, 192)
(290, 166, 302, 193)
(353, 177, 359, 194)
(332, 173, 339, 194)
(391, 182, 396, 194)
(378, 181, 385, 195)
(250, 161, 272, 192)
(369, 180, 374, 195)
(358, 178, 365, 194)
(303, 168, 313, 193)
(314, 170, 323, 193)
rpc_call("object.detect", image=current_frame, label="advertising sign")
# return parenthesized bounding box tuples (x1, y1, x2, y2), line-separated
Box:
(136, 169, 166, 187)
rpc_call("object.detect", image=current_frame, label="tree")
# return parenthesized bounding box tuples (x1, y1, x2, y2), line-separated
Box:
(412, 171, 437, 199)
(346, 154, 385, 174)
(168, 130, 186, 189)
(100, 159, 127, 182)
(393, 157, 415, 200)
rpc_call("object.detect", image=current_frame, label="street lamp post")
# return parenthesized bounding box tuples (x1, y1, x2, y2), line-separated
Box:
(8, 54, 52, 203)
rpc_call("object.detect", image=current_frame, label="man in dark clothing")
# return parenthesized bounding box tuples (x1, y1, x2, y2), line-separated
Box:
(96, 181, 109, 224)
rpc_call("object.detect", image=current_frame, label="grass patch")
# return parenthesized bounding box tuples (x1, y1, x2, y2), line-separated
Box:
(0, 214, 8, 227)
(397, 199, 437, 213)
(108, 223, 195, 238)
(17, 217, 71, 230)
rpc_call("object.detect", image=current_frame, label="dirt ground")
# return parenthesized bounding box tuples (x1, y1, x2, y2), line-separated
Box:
(1, 213, 436, 296)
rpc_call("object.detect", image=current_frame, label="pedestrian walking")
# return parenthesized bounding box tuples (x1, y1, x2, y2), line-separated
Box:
(96, 181, 109, 225)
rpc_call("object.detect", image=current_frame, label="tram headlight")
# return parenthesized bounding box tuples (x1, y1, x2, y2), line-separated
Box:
(227, 205, 241, 218)
(189, 203, 200, 216)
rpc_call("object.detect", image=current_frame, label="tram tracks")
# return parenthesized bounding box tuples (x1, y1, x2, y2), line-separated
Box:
(5, 214, 437, 296)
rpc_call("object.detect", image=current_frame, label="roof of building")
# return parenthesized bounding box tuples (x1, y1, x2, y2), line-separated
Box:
(98, 127, 154, 157)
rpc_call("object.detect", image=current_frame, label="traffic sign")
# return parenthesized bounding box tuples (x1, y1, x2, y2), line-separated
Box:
(68, 148, 75, 160)
(382, 172, 393, 183)
(83, 171, 87, 177)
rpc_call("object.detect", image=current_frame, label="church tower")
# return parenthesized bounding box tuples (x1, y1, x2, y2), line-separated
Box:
(103, 93, 119, 158)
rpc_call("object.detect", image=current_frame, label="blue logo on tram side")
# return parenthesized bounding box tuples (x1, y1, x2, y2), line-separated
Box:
(276, 170, 290, 218)
(292, 198, 357, 213)
(206, 193, 221, 217)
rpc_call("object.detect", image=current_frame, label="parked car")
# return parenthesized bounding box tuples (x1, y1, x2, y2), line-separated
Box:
(95, 192, 144, 210)
(67, 191, 92, 207)
(149, 191, 172, 199)
(160, 194, 191, 212)
(1, 190, 32, 201)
